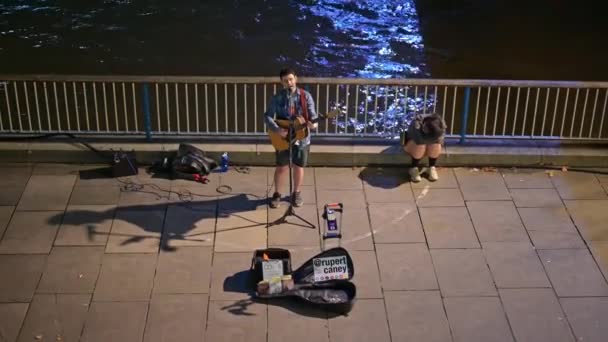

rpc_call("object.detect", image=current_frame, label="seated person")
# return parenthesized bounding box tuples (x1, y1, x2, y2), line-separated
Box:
(403, 113, 447, 182)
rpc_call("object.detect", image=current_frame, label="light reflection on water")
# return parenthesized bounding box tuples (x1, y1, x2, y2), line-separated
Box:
(0, 0, 430, 137)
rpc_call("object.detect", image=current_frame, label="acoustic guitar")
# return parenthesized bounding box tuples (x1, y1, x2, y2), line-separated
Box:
(268, 109, 341, 151)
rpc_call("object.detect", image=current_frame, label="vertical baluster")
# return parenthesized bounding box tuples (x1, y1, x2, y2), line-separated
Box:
(345, 85, 350, 134)
(550, 88, 560, 136)
(4, 82, 13, 130)
(433, 85, 438, 112)
(53, 82, 60, 131)
(154, 84, 160, 132)
(364, 85, 369, 134)
(23, 82, 32, 131)
(93, 83, 99, 131)
(73, 82, 80, 131)
(253, 84, 257, 133)
(512, 88, 520, 136)
(63, 82, 70, 131)
(224, 84, 228, 133)
(336, 84, 340, 134)
(451, 87, 457, 135)
(598, 89, 608, 139)
(442, 86, 448, 123)
(33, 82, 42, 131)
(43, 82, 51, 131)
(354, 85, 359, 136)
(492, 87, 501, 136)
(175, 83, 180, 133)
(541, 88, 550, 136)
(578, 89, 590, 138)
(205, 84, 210, 133)
(560, 89, 570, 137)
(569, 89, 580, 138)
(423, 86, 428, 114)
(315, 84, 320, 133)
(122, 83, 128, 132)
(588, 89, 599, 138)
(234, 84, 237, 133)
(244, 84, 248, 134)
(185, 83, 190, 133)
(195, 84, 199, 133)
(82, 82, 90, 131)
(165, 84, 170, 132)
(214, 84, 219, 133)
(521, 88, 530, 136)
(483, 87, 491, 135)
(473, 86, 481, 135)
(531, 88, 540, 136)
(502, 87, 511, 136)
(132, 83, 137, 132)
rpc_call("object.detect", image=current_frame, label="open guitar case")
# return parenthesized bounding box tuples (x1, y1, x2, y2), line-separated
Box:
(250, 247, 356, 314)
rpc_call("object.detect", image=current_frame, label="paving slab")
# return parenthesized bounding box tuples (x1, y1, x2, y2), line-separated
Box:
(482, 242, 550, 288)
(80, 301, 148, 342)
(420, 207, 480, 248)
(384, 291, 451, 342)
(17, 294, 90, 342)
(564, 200, 608, 242)
(509, 188, 564, 207)
(369, 202, 425, 244)
(93, 253, 157, 301)
(375, 243, 438, 291)
(0, 211, 62, 254)
(538, 249, 608, 297)
(268, 204, 320, 246)
(162, 202, 216, 248)
(143, 294, 208, 342)
(315, 167, 363, 190)
(106, 207, 165, 253)
(268, 299, 329, 342)
(364, 181, 414, 203)
(69, 184, 121, 205)
(444, 296, 514, 342)
(0, 303, 29, 342)
(467, 201, 529, 242)
(54, 205, 115, 247)
(0, 206, 14, 240)
(215, 208, 267, 252)
(209, 253, 253, 301)
(0, 255, 47, 302)
(551, 171, 608, 199)
(16, 174, 76, 211)
(414, 188, 465, 207)
(0, 164, 31, 206)
(328, 299, 391, 342)
(454, 168, 511, 200)
(589, 241, 608, 279)
(349, 250, 383, 298)
(37, 247, 104, 294)
(518, 207, 585, 249)
(560, 297, 608, 342)
(205, 299, 267, 342)
(499, 289, 574, 342)
(431, 249, 497, 297)
(153, 247, 212, 294)
(501, 168, 554, 188)
(317, 189, 366, 209)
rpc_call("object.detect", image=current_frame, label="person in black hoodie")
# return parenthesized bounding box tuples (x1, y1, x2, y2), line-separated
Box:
(403, 113, 447, 182)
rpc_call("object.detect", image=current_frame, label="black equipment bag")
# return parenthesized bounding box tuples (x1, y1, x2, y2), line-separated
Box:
(170, 143, 218, 179)
(251, 247, 356, 314)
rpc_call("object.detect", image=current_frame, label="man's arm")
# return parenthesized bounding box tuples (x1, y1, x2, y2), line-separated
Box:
(305, 91, 318, 128)
(264, 95, 281, 132)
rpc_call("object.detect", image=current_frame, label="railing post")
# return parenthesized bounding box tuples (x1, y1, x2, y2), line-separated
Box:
(142, 83, 152, 141)
(459, 87, 471, 144)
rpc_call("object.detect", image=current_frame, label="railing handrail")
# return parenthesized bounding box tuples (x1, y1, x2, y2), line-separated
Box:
(2, 75, 608, 88)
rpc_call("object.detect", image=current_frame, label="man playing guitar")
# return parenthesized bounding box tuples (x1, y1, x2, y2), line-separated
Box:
(264, 68, 318, 208)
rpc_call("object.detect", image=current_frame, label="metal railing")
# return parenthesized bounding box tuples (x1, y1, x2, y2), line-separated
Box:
(1, 75, 607, 142)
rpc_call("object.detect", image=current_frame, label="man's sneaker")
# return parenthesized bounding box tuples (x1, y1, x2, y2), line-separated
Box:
(292, 191, 304, 207)
(426, 166, 439, 182)
(269, 192, 281, 208)
(409, 167, 422, 183)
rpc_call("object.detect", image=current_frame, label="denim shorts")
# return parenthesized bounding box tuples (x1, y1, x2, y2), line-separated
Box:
(276, 143, 310, 167)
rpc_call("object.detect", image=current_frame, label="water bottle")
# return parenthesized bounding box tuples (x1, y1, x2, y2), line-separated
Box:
(220, 152, 229, 172)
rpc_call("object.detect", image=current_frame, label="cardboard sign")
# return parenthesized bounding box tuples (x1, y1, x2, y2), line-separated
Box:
(313, 256, 349, 282)
(262, 260, 283, 281)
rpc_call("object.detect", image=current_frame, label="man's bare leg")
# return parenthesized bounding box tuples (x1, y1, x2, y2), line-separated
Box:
(274, 165, 288, 194)
(293, 165, 304, 193)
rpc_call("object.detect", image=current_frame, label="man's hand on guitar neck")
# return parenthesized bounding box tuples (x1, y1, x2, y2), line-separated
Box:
(307, 121, 318, 130)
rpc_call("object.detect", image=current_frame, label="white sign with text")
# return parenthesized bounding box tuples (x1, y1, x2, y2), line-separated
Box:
(313, 255, 349, 282)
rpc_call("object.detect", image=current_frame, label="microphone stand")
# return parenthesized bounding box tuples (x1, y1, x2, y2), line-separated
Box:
(268, 117, 316, 229)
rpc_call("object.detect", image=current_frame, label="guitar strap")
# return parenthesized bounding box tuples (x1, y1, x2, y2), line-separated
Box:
(298, 88, 309, 122)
